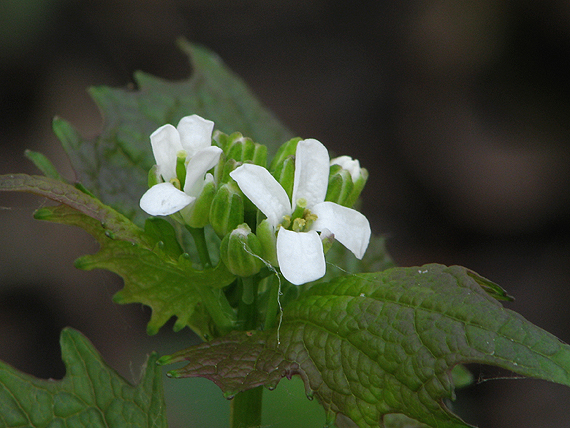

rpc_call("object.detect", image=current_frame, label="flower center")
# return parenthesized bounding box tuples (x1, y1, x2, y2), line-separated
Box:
(280, 198, 317, 233)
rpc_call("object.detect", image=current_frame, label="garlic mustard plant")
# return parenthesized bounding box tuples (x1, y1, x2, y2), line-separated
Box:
(230, 138, 371, 285)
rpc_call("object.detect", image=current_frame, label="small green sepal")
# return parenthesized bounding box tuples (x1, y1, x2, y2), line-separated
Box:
(269, 137, 302, 171)
(345, 166, 368, 207)
(271, 155, 295, 200)
(325, 164, 354, 206)
(148, 164, 161, 188)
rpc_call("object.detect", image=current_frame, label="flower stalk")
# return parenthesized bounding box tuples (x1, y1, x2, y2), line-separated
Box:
(185, 225, 212, 269)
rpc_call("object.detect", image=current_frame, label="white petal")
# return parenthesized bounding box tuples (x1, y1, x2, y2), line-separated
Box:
(292, 138, 330, 209)
(139, 182, 195, 216)
(150, 124, 182, 182)
(312, 201, 371, 259)
(330, 155, 362, 182)
(177, 115, 215, 157)
(183, 146, 223, 195)
(230, 164, 291, 227)
(276, 228, 326, 285)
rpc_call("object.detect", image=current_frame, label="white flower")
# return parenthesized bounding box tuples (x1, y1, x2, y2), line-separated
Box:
(230, 139, 371, 285)
(140, 115, 222, 216)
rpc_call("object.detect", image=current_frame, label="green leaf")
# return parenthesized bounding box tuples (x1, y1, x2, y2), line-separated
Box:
(159, 264, 570, 428)
(0, 328, 166, 428)
(0, 173, 236, 337)
(53, 40, 293, 227)
(0, 174, 149, 245)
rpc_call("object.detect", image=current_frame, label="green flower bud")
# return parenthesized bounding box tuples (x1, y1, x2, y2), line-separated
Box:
(215, 131, 267, 167)
(255, 219, 277, 266)
(210, 181, 245, 238)
(219, 158, 240, 184)
(227, 136, 267, 167)
(271, 155, 295, 200)
(269, 137, 302, 171)
(329, 156, 368, 207)
(213, 130, 231, 150)
(180, 178, 216, 228)
(325, 164, 354, 207)
(218, 159, 258, 214)
(220, 224, 264, 277)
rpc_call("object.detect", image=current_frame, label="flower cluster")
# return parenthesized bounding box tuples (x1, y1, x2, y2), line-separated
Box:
(140, 114, 371, 285)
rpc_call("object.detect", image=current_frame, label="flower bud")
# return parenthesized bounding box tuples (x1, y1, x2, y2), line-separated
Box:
(227, 136, 267, 167)
(220, 224, 264, 277)
(210, 181, 245, 238)
(180, 175, 216, 228)
(271, 155, 295, 200)
(255, 219, 278, 266)
(329, 156, 368, 207)
(269, 137, 302, 171)
(215, 131, 267, 167)
(325, 164, 354, 207)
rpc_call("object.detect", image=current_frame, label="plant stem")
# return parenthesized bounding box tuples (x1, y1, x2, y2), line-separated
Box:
(230, 386, 263, 428)
(231, 275, 262, 428)
(237, 276, 258, 330)
(263, 275, 281, 331)
(186, 226, 212, 268)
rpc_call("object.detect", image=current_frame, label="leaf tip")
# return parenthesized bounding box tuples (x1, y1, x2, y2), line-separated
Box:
(223, 390, 237, 400)
(166, 369, 183, 379)
(156, 355, 172, 366)
(146, 323, 159, 336)
(74, 256, 91, 270)
(33, 207, 54, 220)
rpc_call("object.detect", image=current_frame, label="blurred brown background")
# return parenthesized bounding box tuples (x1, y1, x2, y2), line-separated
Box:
(2, 1, 570, 427)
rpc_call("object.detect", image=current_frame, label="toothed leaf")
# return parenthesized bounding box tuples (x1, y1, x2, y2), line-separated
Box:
(0, 328, 166, 428)
(160, 264, 570, 428)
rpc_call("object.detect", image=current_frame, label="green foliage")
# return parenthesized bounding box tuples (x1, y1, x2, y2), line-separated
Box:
(159, 264, 570, 428)
(0, 328, 166, 428)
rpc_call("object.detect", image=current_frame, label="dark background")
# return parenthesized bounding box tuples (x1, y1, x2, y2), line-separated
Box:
(2, 1, 570, 427)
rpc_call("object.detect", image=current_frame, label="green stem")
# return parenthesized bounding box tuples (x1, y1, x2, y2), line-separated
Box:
(231, 275, 262, 427)
(263, 275, 281, 331)
(237, 276, 258, 330)
(230, 386, 263, 428)
(186, 226, 212, 268)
